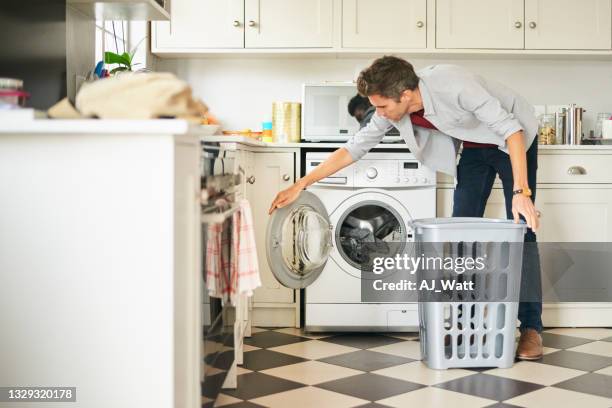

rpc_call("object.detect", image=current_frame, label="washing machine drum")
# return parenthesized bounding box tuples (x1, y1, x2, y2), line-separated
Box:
(266, 191, 333, 289)
(337, 203, 406, 268)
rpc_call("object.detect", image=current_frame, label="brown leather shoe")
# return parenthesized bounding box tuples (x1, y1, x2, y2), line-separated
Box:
(516, 328, 543, 360)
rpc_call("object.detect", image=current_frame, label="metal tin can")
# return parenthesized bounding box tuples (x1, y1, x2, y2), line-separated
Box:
(272, 102, 301, 143)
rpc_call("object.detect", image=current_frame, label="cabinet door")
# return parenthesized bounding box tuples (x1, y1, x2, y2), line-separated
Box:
(153, 0, 244, 50)
(249, 152, 296, 303)
(525, 0, 612, 50)
(436, 0, 524, 49)
(342, 0, 427, 49)
(244, 0, 333, 48)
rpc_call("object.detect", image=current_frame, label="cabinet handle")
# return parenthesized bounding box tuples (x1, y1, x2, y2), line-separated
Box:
(567, 166, 587, 175)
(282, 174, 291, 181)
(529, 22, 537, 29)
(248, 20, 256, 27)
(247, 175, 256, 184)
(416, 21, 424, 28)
(233, 20, 241, 27)
(514, 21, 522, 29)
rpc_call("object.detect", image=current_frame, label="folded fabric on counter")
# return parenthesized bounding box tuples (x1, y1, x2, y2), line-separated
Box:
(230, 199, 261, 304)
(74, 72, 208, 120)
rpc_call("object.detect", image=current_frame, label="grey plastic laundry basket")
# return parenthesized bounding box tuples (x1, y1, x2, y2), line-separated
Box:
(412, 218, 527, 370)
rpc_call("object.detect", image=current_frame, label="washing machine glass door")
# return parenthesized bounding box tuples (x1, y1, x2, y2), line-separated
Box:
(266, 191, 333, 289)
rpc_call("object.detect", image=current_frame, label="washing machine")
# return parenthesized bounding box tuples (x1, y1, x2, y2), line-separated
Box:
(266, 151, 436, 332)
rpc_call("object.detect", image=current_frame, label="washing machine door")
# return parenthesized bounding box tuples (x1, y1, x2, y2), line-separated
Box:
(266, 191, 333, 289)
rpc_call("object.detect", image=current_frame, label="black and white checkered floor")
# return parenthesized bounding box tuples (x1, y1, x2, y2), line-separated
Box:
(211, 327, 612, 408)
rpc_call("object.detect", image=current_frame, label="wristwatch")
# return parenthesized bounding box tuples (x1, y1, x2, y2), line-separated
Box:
(513, 187, 532, 197)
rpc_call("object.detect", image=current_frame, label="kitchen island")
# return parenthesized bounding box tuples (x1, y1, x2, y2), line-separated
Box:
(0, 119, 203, 408)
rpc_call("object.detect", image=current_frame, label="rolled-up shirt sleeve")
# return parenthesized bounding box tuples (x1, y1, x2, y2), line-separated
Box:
(458, 80, 523, 141)
(343, 112, 390, 161)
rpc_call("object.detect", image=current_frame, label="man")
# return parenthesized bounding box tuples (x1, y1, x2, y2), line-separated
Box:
(348, 94, 376, 128)
(269, 56, 543, 360)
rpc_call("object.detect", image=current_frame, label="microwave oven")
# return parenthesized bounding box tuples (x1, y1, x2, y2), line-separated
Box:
(301, 82, 401, 142)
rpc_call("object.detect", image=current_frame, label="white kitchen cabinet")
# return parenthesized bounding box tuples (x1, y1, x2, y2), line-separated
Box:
(249, 151, 296, 304)
(437, 149, 612, 327)
(245, 0, 334, 48)
(525, 0, 612, 50)
(342, 0, 427, 49)
(153, 0, 333, 51)
(154, 0, 244, 49)
(0, 123, 202, 408)
(436, 0, 525, 49)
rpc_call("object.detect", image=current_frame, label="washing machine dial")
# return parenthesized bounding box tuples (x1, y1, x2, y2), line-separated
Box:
(366, 167, 378, 179)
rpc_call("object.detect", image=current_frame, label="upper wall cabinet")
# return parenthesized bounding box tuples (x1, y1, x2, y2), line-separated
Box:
(245, 0, 333, 48)
(154, 0, 244, 49)
(436, 0, 525, 49)
(342, 0, 427, 49)
(524, 0, 612, 50)
(153, 0, 333, 50)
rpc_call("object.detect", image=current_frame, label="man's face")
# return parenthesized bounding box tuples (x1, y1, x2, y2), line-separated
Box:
(368, 90, 415, 122)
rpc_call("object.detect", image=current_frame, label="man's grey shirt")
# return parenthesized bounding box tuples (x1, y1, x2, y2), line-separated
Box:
(344, 64, 538, 176)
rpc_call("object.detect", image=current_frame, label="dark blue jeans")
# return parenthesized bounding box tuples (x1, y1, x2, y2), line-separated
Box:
(452, 141, 543, 333)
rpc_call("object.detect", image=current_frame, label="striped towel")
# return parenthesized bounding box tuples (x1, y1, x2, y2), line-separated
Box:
(205, 200, 232, 302)
(230, 199, 261, 304)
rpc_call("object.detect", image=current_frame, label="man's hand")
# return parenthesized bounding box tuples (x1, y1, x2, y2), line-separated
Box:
(268, 181, 305, 215)
(512, 194, 540, 232)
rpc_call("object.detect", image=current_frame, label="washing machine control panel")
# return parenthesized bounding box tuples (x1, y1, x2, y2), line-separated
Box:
(306, 152, 436, 188)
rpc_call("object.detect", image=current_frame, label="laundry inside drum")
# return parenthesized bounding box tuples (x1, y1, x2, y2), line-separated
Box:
(337, 203, 405, 269)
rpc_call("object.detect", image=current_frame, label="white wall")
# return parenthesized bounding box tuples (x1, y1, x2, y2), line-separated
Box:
(156, 56, 612, 134)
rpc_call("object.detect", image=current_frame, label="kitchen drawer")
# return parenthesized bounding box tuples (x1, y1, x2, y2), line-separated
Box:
(538, 154, 612, 184)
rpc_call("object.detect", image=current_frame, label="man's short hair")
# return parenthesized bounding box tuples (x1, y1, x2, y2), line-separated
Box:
(356, 56, 419, 101)
(347, 94, 371, 117)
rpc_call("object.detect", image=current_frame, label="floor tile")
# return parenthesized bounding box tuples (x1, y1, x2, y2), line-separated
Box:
(220, 403, 267, 408)
(434, 373, 544, 401)
(536, 350, 612, 372)
(269, 340, 359, 360)
(543, 328, 612, 341)
(553, 373, 612, 399)
(542, 347, 560, 355)
(223, 372, 305, 400)
(273, 327, 332, 339)
(243, 344, 260, 352)
(504, 386, 612, 408)
(242, 349, 307, 371)
(540, 332, 593, 349)
(485, 361, 585, 386)
(354, 403, 394, 408)
(368, 341, 422, 360)
(260, 361, 363, 385)
(594, 365, 612, 376)
(250, 327, 269, 334)
(567, 341, 612, 357)
(319, 350, 414, 372)
(214, 393, 243, 407)
(376, 387, 496, 408)
(250, 386, 369, 408)
(237, 366, 252, 375)
(320, 333, 405, 349)
(244, 331, 310, 349)
(386, 332, 420, 341)
(482, 404, 523, 408)
(372, 361, 475, 386)
(316, 373, 425, 401)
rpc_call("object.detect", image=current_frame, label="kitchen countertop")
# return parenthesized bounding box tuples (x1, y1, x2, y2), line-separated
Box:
(0, 119, 206, 135)
(201, 135, 612, 150)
